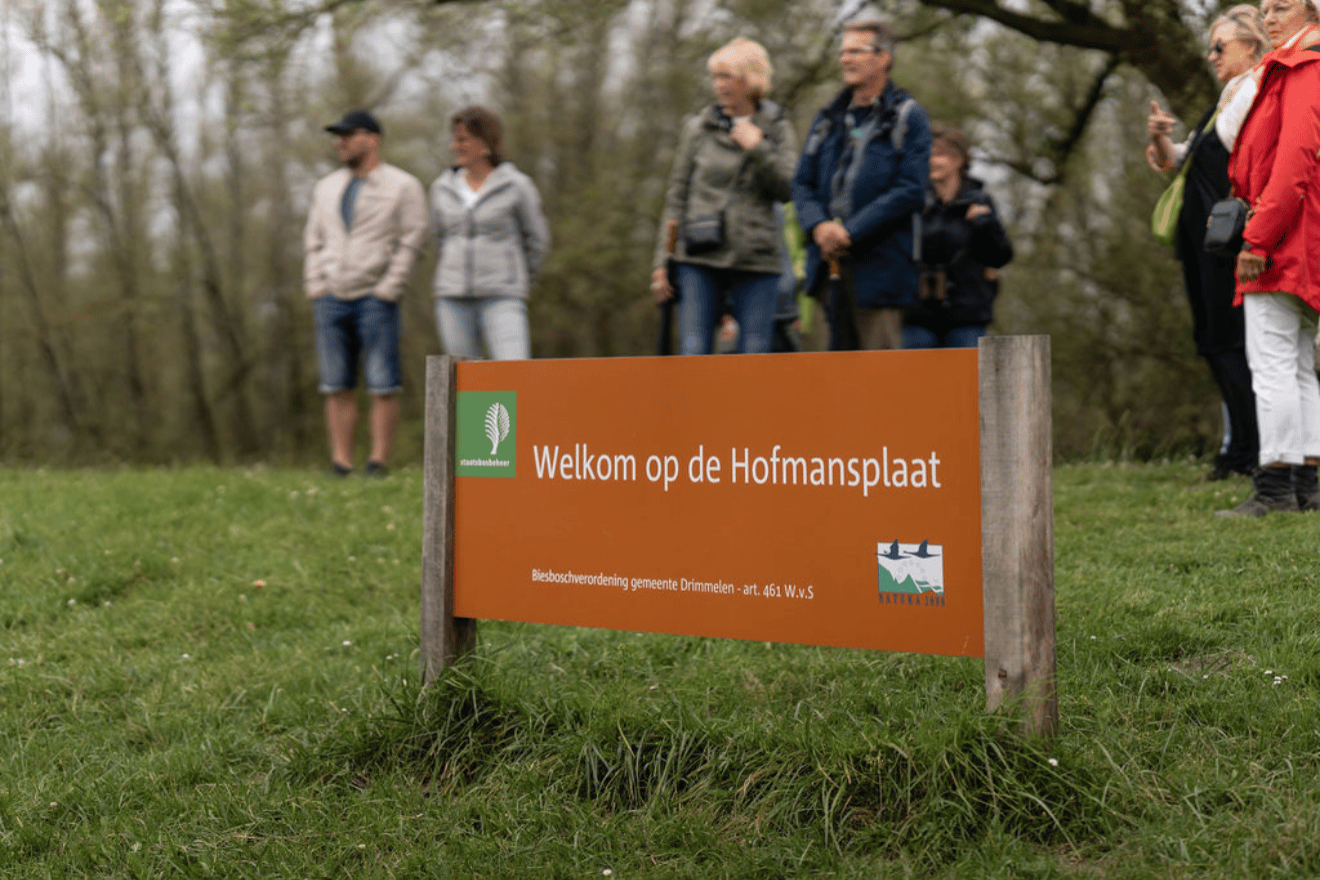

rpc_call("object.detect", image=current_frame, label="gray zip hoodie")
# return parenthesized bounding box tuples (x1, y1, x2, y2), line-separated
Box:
(429, 162, 551, 300)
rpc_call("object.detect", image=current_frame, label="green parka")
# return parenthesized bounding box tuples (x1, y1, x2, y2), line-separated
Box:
(654, 100, 798, 275)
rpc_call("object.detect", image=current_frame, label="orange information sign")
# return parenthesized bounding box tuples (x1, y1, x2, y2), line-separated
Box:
(452, 350, 984, 657)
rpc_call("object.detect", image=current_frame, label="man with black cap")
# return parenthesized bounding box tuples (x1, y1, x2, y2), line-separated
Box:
(304, 109, 428, 476)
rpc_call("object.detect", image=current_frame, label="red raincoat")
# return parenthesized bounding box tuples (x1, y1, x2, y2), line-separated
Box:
(1230, 24, 1320, 309)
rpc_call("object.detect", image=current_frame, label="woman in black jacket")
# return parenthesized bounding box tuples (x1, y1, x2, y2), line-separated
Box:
(1146, 5, 1269, 481)
(902, 123, 1013, 349)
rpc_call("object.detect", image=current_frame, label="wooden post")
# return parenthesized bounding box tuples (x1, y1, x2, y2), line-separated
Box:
(979, 336, 1057, 737)
(420, 355, 476, 685)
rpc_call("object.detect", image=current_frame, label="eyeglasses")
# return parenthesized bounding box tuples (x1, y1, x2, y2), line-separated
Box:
(839, 47, 879, 58)
(1208, 40, 1227, 56)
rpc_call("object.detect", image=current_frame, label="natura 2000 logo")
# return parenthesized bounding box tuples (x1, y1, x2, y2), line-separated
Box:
(457, 391, 517, 478)
(877, 540, 946, 607)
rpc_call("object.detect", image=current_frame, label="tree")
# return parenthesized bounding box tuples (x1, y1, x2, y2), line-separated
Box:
(0, 0, 1242, 463)
(419, 0, 1222, 116)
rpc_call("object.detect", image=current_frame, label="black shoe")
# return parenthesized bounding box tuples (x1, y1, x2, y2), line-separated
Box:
(329, 462, 352, 477)
(1207, 458, 1252, 481)
(1293, 465, 1320, 512)
(364, 460, 389, 478)
(1215, 467, 1299, 517)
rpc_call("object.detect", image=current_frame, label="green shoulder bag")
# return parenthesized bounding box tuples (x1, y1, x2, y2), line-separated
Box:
(1151, 107, 1219, 248)
(1150, 165, 1188, 248)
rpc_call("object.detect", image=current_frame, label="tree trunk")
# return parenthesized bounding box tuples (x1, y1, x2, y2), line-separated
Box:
(0, 186, 87, 441)
(137, 15, 259, 458)
(262, 50, 310, 457)
(171, 246, 223, 464)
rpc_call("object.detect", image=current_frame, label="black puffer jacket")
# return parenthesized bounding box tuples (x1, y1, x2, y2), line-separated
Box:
(904, 176, 1013, 333)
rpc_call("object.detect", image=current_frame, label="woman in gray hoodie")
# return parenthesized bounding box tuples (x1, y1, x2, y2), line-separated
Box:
(430, 106, 551, 360)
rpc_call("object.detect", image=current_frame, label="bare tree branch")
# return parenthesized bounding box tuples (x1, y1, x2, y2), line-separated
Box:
(423, 0, 1214, 121)
(983, 52, 1122, 186)
(919, 0, 1132, 50)
(916, 0, 1216, 119)
(213, 0, 483, 48)
(1051, 52, 1123, 183)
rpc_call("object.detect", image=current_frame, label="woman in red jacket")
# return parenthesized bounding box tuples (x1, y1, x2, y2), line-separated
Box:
(1218, 0, 1320, 516)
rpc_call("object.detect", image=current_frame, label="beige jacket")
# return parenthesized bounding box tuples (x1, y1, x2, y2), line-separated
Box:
(303, 162, 429, 302)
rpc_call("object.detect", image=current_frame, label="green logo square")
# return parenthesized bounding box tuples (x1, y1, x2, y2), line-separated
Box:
(456, 391, 518, 478)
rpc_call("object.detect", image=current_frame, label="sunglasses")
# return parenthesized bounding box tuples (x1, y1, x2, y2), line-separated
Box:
(1208, 39, 1237, 57)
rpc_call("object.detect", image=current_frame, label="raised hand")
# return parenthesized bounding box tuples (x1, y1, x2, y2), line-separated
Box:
(1147, 100, 1178, 142)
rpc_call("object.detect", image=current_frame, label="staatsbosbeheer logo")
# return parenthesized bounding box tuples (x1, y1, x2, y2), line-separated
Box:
(484, 403, 511, 455)
(456, 391, 517, 478)
(877, 540, 946, 607)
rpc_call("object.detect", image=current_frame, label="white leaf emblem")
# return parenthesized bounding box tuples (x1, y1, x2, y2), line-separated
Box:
(485, 403, 511, 455)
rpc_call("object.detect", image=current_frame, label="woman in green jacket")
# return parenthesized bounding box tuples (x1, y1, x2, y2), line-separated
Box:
(650, 37, 798, 354)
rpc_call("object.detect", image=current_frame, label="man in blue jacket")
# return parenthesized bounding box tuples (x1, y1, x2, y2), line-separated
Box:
(793, 18, 931, 351)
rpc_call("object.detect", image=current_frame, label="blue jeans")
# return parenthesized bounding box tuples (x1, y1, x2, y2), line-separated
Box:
(676, 264, 778, 355)
(435, 297, 530, 360)
(313, 295, 401, 394)
(901, 324, 988, 350)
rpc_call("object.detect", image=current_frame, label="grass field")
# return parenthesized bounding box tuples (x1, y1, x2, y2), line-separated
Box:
(2, 462, 1319, 878)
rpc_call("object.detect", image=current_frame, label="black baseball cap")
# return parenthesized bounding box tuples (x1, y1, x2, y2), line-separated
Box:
(325, 109, 382, 136)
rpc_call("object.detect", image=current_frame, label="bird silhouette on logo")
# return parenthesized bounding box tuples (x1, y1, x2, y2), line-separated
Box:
(907, 540, 938, 558)
(878, 540, 903, 560)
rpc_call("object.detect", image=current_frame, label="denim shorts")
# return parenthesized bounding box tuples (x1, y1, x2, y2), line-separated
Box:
(313, 295, 401, 395)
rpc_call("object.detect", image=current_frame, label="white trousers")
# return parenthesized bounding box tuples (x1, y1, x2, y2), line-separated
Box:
(1244, 293, 1320, 466)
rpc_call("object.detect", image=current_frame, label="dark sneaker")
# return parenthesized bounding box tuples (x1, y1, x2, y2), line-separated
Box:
(1215, 467, 1299, 517)
(1208, 457, 1253, 481)
(1294, 465, 1320, 512)
(329, 462, 352, 477)
(1216, 494, 1299, 518)
(364, 460, 389, 478)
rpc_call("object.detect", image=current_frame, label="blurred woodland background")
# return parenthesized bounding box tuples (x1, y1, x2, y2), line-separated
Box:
(0, 0, 1240, 464)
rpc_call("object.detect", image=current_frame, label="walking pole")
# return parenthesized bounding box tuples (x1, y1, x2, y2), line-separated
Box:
(657, 219, 680, 355)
